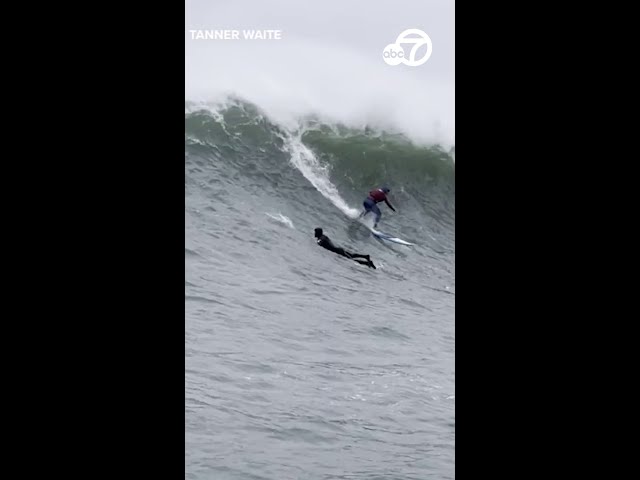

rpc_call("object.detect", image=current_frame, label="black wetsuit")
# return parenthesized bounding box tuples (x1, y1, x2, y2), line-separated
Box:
(316, 234, 376, 268)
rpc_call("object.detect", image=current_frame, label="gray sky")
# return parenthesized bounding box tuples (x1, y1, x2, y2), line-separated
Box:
(185, 0, 455, 145)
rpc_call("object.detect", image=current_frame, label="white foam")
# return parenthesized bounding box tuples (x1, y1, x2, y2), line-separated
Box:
(265, 212, 295, 228)
(279, 132, 361, 218)
(186, 35, 454, 147)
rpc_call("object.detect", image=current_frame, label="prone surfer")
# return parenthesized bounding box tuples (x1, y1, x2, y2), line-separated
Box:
(314, 228, 376, 269)
(360, 186, 395, 228)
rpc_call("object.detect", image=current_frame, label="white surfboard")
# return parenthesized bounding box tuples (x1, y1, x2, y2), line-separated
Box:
(370, 227, 414, 246)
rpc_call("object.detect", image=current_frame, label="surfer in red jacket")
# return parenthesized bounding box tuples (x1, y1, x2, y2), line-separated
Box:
(360, 186, 395, 228)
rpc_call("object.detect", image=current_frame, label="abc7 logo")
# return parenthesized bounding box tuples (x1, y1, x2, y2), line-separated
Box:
(383, 29, 432, 67)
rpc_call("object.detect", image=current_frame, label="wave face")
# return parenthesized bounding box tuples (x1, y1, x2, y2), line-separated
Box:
(186, 97, 454, 226)
(185, 96, 455, 480)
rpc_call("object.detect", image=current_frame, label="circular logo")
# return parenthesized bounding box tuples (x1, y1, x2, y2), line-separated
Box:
(382, 28, 433, 67)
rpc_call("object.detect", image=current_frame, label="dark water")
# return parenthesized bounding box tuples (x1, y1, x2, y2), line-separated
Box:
(185, 98, 455, 479)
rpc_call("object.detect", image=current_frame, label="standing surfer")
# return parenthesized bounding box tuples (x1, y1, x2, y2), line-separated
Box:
(360, 186, 395, 228)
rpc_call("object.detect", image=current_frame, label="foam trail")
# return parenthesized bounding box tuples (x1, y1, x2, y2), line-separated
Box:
(265, 213, 295, 229)
(280, 133, 360, 218)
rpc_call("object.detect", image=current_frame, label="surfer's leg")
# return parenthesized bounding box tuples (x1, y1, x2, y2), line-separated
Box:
(372, 204, 382, 227)
(339, 247, 375, 268)
(362, 198, 374, 218)
(345, 250, 376, 269)
(353, 257, 376, 268)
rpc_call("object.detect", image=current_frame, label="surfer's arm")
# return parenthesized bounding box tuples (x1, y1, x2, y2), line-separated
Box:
(318, 235, 338, 251)
(385, 199, 396, 211)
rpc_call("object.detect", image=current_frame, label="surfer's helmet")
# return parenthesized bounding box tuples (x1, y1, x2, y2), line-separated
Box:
(314, 228, 323, 238)
(381, 186, 390, 193)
